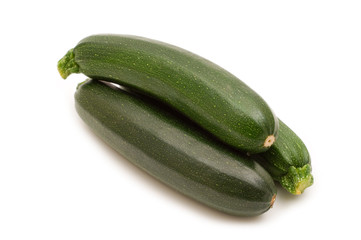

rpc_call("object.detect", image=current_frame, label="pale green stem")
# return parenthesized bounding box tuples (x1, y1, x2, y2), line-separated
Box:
(57, 48, 80, 79)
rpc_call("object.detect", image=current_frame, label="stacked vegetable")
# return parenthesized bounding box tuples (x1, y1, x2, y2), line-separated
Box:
(58, 34, 313, 216)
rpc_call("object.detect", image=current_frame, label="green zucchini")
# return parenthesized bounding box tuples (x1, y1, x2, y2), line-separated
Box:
(252, 120, 313, 195)
(59, 34, 278, 153)
(75, 79, 277, 216)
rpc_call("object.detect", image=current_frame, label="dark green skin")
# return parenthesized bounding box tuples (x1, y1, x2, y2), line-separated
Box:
(60, 34, 278, 153)
(75, 79, 276, 216)
(253, 120, 313, 195)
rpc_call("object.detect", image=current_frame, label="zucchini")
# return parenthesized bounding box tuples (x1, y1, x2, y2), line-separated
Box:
(75, 79, 277, 216)
(252, 120, 313, 195)
(59, 34, 278, 153)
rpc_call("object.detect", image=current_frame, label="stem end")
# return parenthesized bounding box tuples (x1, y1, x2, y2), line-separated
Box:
(280, 164, 314, 195)
(57, 48, 80, 79)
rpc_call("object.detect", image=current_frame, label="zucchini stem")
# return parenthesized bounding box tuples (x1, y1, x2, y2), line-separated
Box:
(280, 164, 314, 195)
(57, 48, 80, 79)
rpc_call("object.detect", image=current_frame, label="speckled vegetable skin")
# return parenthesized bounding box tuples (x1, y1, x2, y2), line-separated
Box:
(252, 120, 313, 195)
(75, 79, 277, 216)
(59, 34, 278, 153)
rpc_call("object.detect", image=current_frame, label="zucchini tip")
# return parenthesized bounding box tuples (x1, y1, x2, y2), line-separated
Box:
(57, 48, 80, 79)
(263, 135, 275, 148)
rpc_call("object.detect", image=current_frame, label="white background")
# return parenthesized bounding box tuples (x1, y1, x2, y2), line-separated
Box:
(1, 0, 360, 239)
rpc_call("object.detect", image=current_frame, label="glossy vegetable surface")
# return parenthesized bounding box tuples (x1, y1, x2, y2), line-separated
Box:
(75, 79, 277, 216)
(59, 34, 278, 153)
(253, 120, 313, 195)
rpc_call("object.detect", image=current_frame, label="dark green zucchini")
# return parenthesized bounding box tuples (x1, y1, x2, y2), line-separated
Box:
(59, 34, 278, 153)
(252, 120, 313, 195)
(75, 79, 276, 216)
